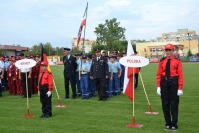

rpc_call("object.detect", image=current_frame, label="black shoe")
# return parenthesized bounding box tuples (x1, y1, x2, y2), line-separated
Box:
(98, 98, 103, 101)
(65, 96, 69, 99)
(171, 126, 177, 131)
(165, 125, 171, 130)
(40, 114, 45, 118)
(102, 98, 107, 102)
(43, 115, 50, 118)
(72, 96, 76, 99)
(0, 93, 2, 97)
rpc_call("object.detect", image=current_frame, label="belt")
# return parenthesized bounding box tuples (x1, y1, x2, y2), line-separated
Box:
(81, 74, 87, 75)
(161, 76, 178, 80)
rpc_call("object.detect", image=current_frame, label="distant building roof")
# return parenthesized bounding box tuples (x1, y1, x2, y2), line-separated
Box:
(0, 44, 29, 51)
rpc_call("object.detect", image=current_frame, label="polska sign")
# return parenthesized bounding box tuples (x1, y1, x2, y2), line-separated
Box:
(119, 56, 149, 67)
(15, 59, 36, 69)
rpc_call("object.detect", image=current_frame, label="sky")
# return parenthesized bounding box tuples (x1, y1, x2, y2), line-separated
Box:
(0, 0, 199, 48)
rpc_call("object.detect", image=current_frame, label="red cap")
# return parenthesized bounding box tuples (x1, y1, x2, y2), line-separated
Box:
(35, 55, 40, 58)
(164, 44, 174, 50)
(9, 58, 14, 62)
(15, 56, 20, 60)
(41, 61, 48, 66)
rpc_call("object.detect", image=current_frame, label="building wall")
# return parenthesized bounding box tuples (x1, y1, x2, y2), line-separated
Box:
(72, 38, 95, 53)
(162, 29, 196, 42)
(4, 50, 16, 56)
(136, 40, 199, 57)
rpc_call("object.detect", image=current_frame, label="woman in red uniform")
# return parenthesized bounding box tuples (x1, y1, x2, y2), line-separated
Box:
(156, 44, 184, 131)
(7, 58, 16, 95)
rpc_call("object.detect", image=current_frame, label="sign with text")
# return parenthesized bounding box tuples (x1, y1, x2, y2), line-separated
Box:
(15, 59, 36, 69)
(119, 55, 149, 67)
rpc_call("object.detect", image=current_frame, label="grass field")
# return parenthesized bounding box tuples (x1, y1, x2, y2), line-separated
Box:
(0, 63, 199, 133)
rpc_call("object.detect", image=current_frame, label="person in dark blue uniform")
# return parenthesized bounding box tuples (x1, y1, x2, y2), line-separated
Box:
(63, 47, 77, 99)
(87, 54, 96, 97)
(90, 49, 108, 101)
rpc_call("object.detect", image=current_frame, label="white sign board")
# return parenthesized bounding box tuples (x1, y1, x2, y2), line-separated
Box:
(15, 59, 36, 69)
(119, 55, 149, 67)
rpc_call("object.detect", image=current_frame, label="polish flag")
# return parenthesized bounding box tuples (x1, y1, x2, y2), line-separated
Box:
(76, 19, 86, 48)
(123, 40, 135, 101)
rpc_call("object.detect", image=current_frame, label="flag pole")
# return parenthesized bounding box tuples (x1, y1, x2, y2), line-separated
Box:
(126, 67, 143, 128)
(82, 2, 88, 54)
(139, 72, 159, 115)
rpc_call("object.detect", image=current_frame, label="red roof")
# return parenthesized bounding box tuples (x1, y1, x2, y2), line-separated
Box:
(0, 45, 29, 51)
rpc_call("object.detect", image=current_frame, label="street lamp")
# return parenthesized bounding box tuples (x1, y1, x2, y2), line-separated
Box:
(187, 33, 191, 52)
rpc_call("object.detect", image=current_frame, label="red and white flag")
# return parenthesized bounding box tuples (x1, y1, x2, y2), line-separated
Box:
(123, 40, 135, 101)
(76, 19, 86, 48)
(76, 3, 88, 48)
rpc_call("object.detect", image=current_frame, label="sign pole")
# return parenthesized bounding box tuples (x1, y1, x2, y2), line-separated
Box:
(139, 72, 159, 115)
(126, 68, 143, 128)
(24, 72, 35, 118)
(15, 59, 37, 118)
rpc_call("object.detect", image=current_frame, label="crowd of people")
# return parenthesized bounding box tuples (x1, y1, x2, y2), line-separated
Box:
(0, 49, 140, 100)
(0, 53, 41, 97)
(62, 48, 140, 101)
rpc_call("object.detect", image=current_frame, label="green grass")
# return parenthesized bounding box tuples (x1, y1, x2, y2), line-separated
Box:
(0, 63, 199, 133)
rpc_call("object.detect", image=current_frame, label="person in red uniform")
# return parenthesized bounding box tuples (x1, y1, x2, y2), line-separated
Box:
(7, 58, 16, 95)
(156, 44, 184, 131)
(15, 56, 23, 95)
(32, 55, 41, 94)
(38, 61, 53, 118)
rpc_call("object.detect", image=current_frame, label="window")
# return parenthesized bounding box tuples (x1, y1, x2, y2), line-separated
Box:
(150, 48, 156, 52)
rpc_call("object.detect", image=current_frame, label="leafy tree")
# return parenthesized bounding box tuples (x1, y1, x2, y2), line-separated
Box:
(0, 49, 5, 56)
(70, 47, 81, 55)
(94, 18, 126, 52)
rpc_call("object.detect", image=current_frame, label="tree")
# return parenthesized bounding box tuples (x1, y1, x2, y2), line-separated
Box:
(187, 49, 193, 57)
(94, 18, 126, 52)
(24, 43, 56, 56)
(70, 47, 81, 55)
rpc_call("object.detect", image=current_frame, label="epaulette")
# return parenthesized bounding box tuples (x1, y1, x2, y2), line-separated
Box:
(160, 57, 166, 61)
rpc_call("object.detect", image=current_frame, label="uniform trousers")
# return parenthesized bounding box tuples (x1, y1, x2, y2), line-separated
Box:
(161, 77, 179, 127)
(88, 73, 96, 96)
(112, 73, 120, 95)
(95, 78, 106, 100)
(80, 74, 89, 99)
(40, 85, 52, 116)
(64, 73, 76, 98)
(75, 71, 81, 96)
(21, 72, 31, 97)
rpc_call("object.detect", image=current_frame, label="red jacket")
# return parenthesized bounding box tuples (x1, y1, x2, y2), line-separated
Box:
(38, 70, 53, 91)
(7, 65, 16, 78)
(156, 56, 184, 90)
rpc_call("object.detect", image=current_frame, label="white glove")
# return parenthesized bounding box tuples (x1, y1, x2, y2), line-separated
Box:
(46, 91, 52, 97)
(157, 87, 161, 96)
(177, 90, 183, 96)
